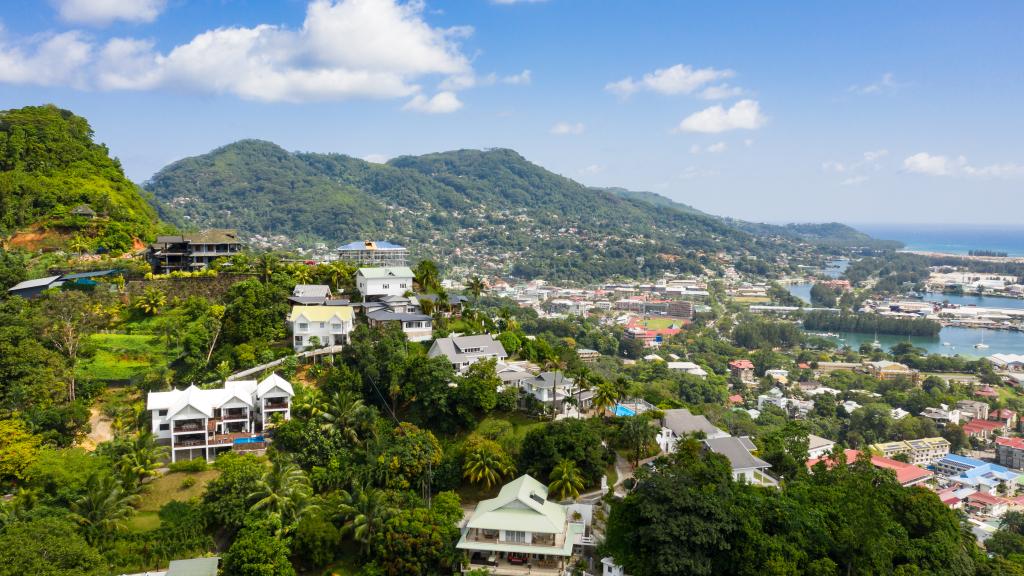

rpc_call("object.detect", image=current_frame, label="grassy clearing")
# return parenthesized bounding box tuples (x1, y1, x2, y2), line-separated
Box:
(136, 469, 220, 515)
(127, 511, 161, 532)
(312, 543, 362, 576)
(78, 333, 177, 382)
(638, 316, 689, 330)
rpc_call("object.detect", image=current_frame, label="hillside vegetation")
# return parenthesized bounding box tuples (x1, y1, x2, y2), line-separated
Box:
(0, 105, 161, 254)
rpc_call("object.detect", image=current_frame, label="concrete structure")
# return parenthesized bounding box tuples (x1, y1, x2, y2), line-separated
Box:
(337, 241, 408, 266)
(957, 400, 991, 421)
(657, 408, 729, 453)
(990, 354, 1024, 372)
(702, 436, 777, 486)
(807, 434, 837, 459)
(865, 360, 919, 383)
(356, 266, 415, 300)
(666, 361, 708, 378)
(996, 437, 1024, 470)
(963, 419, 1005, 441)
(934, 454, 1020, 494)
(147, 374, 293, 462)
(147, 229, 242, 274)
(429, 334, 508, 374)
(287, 305, 354, 351)
(365, 309, 433, 342)
(871, 437, 951, 467)
(576, 348, 601, 363)
(728, 359, 755, 382)
(456, 475, 588, 575)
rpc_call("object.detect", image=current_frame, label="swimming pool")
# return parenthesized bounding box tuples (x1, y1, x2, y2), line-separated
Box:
(234, 436, 265, 445)
(612, 404, 636, 417)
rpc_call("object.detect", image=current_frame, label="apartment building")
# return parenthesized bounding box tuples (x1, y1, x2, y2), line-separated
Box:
(870, 437, 951, 467)
(146, 229, 243, 274)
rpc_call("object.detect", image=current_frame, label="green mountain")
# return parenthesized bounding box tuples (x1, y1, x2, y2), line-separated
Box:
(602, 187, 707, 215)
(0, 105, 161, 253)
(145, 140, 864, 281)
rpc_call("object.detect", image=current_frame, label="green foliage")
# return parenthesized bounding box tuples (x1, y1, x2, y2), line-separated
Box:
(291, 512, 340, 569)
(201, 453, 265, 534)
(0, 417, 42, 483)
(168, 458, 209, 473)
(0, 517, 107, 576)
(25, 447, 108, 506)
(548, 459, 586, 501)
(371, 491, 462, 576)
(519, 418, 611, 486)
(0, 105, 159, 245)
(803, 311, 941, 337)
(222, 518, 296, 576)
(732, 318, 804, 349)
(375, 423, 442, 491)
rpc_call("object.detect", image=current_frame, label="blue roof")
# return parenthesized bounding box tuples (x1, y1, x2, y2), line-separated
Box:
(338, 241, 405, 251)
(942, 454, 987, 467)
(60, 269, 121, 280)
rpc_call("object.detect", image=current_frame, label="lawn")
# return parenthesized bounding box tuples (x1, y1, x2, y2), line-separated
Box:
(128, 469, 220, 532)
(638, 316, 689, 330)
(78, 333, 178, 383)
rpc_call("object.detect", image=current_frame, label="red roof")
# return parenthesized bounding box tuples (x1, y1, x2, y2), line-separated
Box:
(729, 359, 754, 370)
(996, 436, 1024, 450)
(963, 419, 1004, 434)
(992, 408, 1017, 419)
(974, 386, 1000, 398)
(798, 363, 810, 369)
(727, 394, 744, 405)
(968, 491, 1007, 506)
(806, 449, 932, 486)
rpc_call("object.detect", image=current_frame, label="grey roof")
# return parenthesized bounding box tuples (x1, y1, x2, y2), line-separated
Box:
(293, 284, 331, 298)
(166, 557, 220, 576)
(71, 204, 96, 215)
(429, 334, 507, 364)
(663, 408, 725, 438)
(703, 437, 771, 471)
(736, 436, 758, 451)
(418, 293, 469, 305)
(7, 275, 62, 292)
(807, 434, 835, 451)
(60, 269, 120, 280)
(366, 310, 432, 322)
(183, 229, 240, 245)
(288, 296, 328, 305)
(530, 372, 574, 390)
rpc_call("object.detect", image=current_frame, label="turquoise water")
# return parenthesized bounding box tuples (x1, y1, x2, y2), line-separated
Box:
(921, 292, 1024, 310)
(613, 404, 636, 417)
(814, 327, 1024, 357)
(853, 224, 1024, 257)
(788, 283, 812, 304)
(234, 436, 265, 444)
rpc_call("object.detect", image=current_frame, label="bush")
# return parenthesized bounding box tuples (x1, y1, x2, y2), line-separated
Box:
(169, 458, 208, 473)
(180, 477, 197, 490)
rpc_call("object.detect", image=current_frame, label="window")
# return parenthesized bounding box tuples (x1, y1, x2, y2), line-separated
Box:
(298, 323, 308, 331)
(159, 423, 169, 431)
(506, 531, 527, 543)
(319, 322, 325, 328)
(294, 336, 303, 345)
(158, 409, 168, 416)
(331, 323, 342, 330)
(400, 283, 407, 288)
(382, 283, 390, 290)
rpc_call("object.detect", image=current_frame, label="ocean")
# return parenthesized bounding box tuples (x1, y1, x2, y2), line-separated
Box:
(852, 224, 1024, 257)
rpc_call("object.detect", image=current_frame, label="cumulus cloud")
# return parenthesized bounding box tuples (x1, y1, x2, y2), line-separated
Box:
(849, 72, 900, 95)
(706, 141, 727, 153)
(0, 31, 92, 88)
(550, 121, 585, 135)
(51, 0, 166, 25)
(699, 84, 743, 100)
(606, 64, 735, 98)
(676, 99, 765, 133)
(502, 69, 531, 85)
(903, 152, 1024, 178)
(690, 142, 727, 154)
(403, 91, 463, 114)
(5, 0, 481, 105)
(823, 149, 888, 184)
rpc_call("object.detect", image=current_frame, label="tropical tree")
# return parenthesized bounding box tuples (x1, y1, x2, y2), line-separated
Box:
(289, 264, 313, 285)
(592, 381, 620, 416)
(463, 441, 515, 489)
(548, 459, 585, 501)
(466, 276, 486, 301)
(134, 287, 167, 316)
(414, 259, 441, 293)
(257, 253, 279, 284)
(248, 458, 316, 531)
(68, 235, 91, 256)
(619, 416, 655, 467)
(43, 290, 103, 402)
(315, 388, 369, 445)
(117, 432, 168, 491)
(332, 482, 393, 554)
(71, 472, 138, 545)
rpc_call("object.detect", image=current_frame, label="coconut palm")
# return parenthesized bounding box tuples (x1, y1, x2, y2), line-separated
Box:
(117, 432, 168, 492)
(290, 264, 314, 285)
(463, 445, 515, 489)
(257, 253, 279, 283)
(466, 275, 486, 301)
(414, 259, 440, 293)
(326, 261, 355, 294)
(572, 366, 594, 416)
(71, 473, 139, 545)
(134, 287, 167, 316)
(620, 415, 655, 467)
(68, 235, 91, 256)
(592, 381, 620, 416)
(248, 458, 316, 530)
(315, 388, 368, 445)
(548, 459, 585, 502)
(333, 482, 393, 554)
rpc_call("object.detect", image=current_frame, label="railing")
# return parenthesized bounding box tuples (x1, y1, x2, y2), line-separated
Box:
(174, 438, 205, 447)
(265, 401, 289, 410)
(173, 422, 204, 432)
(223, 410, 248, 420)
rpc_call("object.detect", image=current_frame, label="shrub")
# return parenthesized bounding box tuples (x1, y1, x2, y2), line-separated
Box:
(180, 477, 197, 490)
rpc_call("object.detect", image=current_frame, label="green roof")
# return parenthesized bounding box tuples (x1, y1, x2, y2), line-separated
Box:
(465, 475, 567, 533)
(166, 557, 220, 576)
(357, 266, 414, 279)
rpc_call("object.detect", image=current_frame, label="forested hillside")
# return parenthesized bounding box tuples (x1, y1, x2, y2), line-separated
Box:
(0, 105, 161, 253)
(147, 140, 821, 282)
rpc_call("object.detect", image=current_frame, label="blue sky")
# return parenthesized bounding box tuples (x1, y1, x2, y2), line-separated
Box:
(1, 0, 1022, 225)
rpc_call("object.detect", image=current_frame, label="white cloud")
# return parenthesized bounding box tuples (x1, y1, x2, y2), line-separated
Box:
(363, 153, 390, 163)
(550, 121, 585, 135)
(706, 141, 727, 153)
(0, 31, 92, 88)
(502, 69, 531, 85)
(743, 139, 754, 147)
(821, 160, 846, 173)
(849, 72, 900, 95)
(904, 152, 1024, 178)
(823, 149, 888, 184)
(841, 175, 868, 186)
(699, 84, 743, 100)
(7, 0, 482, 105)
(862, 149, 888, 162)
(491, 0, 548, 4)
(403, 91, 463, 114)
(676, 99, 765, 133)
(51, 0, 166, 25)
(689, 144, 702, 155)
(440, 68, 530, 90)
(606, 64, 735, 98)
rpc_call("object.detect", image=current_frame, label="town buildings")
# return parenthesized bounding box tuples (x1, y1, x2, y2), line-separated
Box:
(456, 475, 590, 574)
(337, 241, 409, 266)
(703, 436, 777, 487)
(870, 437, 951, 467)
(933, 454, 1020, 494)
(146, 229, 243, 274)
(995, 437, 1024, 469)
(806, 449, 933, 488)
(728, 359, 755, 382)
(146, 374, 293, 463)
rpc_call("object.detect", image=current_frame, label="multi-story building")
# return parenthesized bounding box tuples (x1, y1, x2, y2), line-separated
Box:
(356, 266, 415, 300)
(728, 359, 755, 382)
(576, 348, 601, 363)
(457, 474, 589, 575)
(871, 437, 951, 467)
(146, 229, 243, 274)
(956, 400, 991, 421)
(337, 241, 408, 266)
(147, 374, 294, 463)
(287, 305, 354, 351)
(428, 334, 508, 374)
(933, 454, 1020, 494)
(995, 436, 1024, 469)
(865, 360, 919, 383)
(366, 309, 433, 342)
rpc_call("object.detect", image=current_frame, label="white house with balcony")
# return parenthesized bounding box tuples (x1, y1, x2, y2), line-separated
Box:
(429, 334, 508, 374)
(146, 374, 294, 463)
(356, 266, 415, 300)
(287, 305, 354, 351)
(457, 474, 588, 575)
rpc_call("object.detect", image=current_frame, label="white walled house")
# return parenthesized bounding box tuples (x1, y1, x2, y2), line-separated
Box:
(365, 309, 433, 342)
(147, 374, 294, 463)
(356, 266, 415, 300)
(287, 305, 354, 351)
(429, 334, 508, 374)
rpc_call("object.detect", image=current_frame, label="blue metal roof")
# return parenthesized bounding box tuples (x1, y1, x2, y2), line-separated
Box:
(337, 240, 406, 251)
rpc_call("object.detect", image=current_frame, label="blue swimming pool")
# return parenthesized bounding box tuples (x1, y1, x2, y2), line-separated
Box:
(234, 436, 265, 445)
(613, 404, 636, 417)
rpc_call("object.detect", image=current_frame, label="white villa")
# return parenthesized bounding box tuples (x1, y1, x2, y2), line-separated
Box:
(147, 374, 294, 463)
(287, 305, 354, 351)
(356, 266, 415, 300)
(429, 334, 508, 374)
(457, 475, 588, 575)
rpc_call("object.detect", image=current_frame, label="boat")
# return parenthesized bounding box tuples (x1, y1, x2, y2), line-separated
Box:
(975, 332, 989, 349)
(942, 342, 952, 346)
(871, 332, 881, 349)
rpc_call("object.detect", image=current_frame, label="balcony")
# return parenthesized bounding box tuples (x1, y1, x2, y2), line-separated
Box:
(222, 409, 248, 420)
(173, 420, 205, 433)
(264, 399, 290, 410)
(463, 530, 564, 549)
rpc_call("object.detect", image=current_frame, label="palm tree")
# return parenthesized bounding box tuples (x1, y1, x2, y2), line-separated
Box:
(414, 259, 440, 293)
(257, 253, 279, 283)
(548, 460, 585, 502)
(68, 235, 90, 256)
(592, 381, 620, 416)
(290, 264, 314, 285)
(248, 458, 316, 530)
(117, 432, 168, 492)
(326, 261, 355, 295)
(316, 389, 368, 445)
(134, 287, 167, 316)
(466, 276, 486, 301)
(463, 446, 515, 489)
(71, 473, 139, 545)
(571, 366, 593, 416)
(620, 416, 655, 467)
(333, 482, 393, 554)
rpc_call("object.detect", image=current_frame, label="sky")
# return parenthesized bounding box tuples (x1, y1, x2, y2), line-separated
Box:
(1, 0, 1022, 225)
